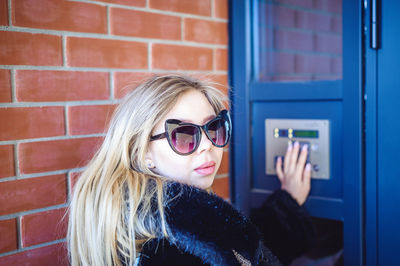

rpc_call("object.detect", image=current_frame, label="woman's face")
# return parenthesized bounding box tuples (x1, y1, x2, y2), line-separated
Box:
(146, 89, 224, 189)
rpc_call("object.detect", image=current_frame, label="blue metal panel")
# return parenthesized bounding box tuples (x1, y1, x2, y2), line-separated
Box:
(364, 0, 378, 264)
(229, 0, 252, 214)
(377, 0, 400, 264)
(250, 81, 343, 101)
(341, 0, 364, 264)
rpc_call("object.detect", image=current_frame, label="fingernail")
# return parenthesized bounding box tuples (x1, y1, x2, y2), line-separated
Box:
(294, 141, 299, 148)
(287, 141, 292, 151)
(305, 163, 311, 171)
(302, 144, 308, 151)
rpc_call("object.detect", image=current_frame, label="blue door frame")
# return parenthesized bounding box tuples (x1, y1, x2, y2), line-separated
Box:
(365, 0, 400, 265)
(229, 0, 363, 264)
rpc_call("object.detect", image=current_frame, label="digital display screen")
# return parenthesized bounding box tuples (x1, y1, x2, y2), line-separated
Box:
(293, 130, 319, 138)
(275, 129, 319, 138)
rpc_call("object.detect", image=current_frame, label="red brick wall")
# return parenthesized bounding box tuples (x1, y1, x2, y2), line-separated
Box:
(0, 0, 229, 264)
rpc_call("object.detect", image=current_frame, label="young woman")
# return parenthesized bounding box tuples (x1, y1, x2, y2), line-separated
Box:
(68, 75, 314, 266)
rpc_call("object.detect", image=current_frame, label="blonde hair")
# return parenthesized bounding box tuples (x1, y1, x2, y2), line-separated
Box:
(67, 74, 227, 266)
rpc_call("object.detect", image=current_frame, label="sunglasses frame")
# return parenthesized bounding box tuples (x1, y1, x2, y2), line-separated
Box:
(150, 109, 231, 155)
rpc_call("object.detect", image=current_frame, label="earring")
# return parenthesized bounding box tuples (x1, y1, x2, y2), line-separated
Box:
(146, 160, 155, 169)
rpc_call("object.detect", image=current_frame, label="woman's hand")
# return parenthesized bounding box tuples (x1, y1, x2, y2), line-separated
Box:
(276, 141, 311, 206)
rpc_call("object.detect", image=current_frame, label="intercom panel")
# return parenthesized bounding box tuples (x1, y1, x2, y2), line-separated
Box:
(265, 119, 330, 179)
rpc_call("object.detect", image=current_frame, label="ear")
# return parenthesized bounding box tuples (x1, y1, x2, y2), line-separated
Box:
(145, 150, 155, 169)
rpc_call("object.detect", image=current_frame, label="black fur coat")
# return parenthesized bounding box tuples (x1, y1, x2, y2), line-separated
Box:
(137, 182, 315, 266)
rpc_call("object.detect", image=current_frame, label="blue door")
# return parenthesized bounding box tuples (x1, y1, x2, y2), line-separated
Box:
(230, 0, 363, 264)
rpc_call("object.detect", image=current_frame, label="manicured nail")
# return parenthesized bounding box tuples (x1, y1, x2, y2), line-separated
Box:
(294, 141, 299, 148)
(287, 141, 292, 151)
(305, 163, 311, 171)
(302, 144, 308, 151)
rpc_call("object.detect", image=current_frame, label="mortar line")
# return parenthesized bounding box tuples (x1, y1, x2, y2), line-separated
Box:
(69, 0, 229, 21)
(62, 36, 67, 67)
(7, 0, 12, 26)
(0, 238, 67, 258)
(16, 216, 22, 249)
(13, 142, 19, 177)
(10, 69, 16, 102)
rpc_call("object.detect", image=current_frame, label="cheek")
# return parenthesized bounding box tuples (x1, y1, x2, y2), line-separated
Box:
(214, 148, 224, 167)
(149, 141, 192, 179)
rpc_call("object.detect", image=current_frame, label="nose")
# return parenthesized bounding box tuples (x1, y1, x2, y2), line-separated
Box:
(196, 130, 213, 153)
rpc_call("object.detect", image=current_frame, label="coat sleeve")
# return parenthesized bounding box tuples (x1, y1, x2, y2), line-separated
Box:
(250, 189, 316, 265)
(138, 238, 206, 266)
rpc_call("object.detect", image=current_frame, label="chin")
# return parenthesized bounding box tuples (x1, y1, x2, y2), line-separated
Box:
(193, 175, 215, 190)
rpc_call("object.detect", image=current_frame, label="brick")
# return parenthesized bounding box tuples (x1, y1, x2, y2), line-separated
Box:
(69, 171, 82, 193)
(331, 17, 342, 34)
(114, 72, 154, 98)
(152, 44, 213, 70)
(0, 107, 65, 141)
(16, 70, 109, 102)
(0, 69, 11, 102)
(332, 57, 342, 74)
(217, 150, 229, 175)
(314, 0, 342, 14)
(111, 8, 181, 40)
(0, 145, 14, 178)
(276, 0, 313, 8)
(212, 177, 229, 199)
(0, 219, 17, 253)
(315, 34, 342, 54)
(0, 174, 66, 215)
(296, 10, 332, 32)
(68, 104, 117, 135)
(0, 0, 8, 26)
(67, 37, 148, 69)
(273, 52, 296, 74)
(19, 137, 102, 174)
(295, 54, 331, 74)
(13, 0, 107, 33)
(87, 0, 146, 6)
(215, 48, 228, 71)
(273, 5, 296, 28)
(184, 18, 227, 44)
(150, 0, 211, 16)
(0, 243, 68, 266)
(0, 31, 62, 66)
(214, 0, 228, 19)
(21, 207, 67, 247)
(274, 29, 313, 52)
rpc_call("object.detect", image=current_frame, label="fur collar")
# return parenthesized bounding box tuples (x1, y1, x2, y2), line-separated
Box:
(158, 182, 266, 265)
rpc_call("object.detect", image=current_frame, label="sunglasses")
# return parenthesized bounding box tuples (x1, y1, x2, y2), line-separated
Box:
(150, 110, 232, 155)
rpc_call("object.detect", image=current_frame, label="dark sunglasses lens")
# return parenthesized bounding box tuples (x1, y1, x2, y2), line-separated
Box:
(171, 125, 200, 154)
(207, 118, 228, 146)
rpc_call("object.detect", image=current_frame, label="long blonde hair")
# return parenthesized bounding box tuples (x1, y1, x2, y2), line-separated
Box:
(67, 74, 227, 266)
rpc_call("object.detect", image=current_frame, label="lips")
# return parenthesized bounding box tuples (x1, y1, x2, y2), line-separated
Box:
(194, 161, 216, 176)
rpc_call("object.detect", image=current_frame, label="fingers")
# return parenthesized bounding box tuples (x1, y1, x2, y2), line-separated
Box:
(283, 141, 292, 171)
(276, 156, 284, 182)
(285, 141, 300, 175)
(295, 144, 309, 179)
(303, 163, 312, 191)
